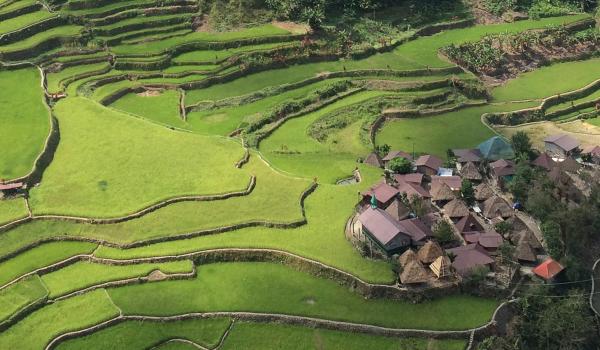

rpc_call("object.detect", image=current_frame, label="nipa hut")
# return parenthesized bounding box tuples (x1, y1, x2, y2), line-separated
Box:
(400, 260, 429, 284)
(430, 255, 452, 278)
(443, 198, 470, 218)
(430, 182, 456, 202)
(474, 183, 494, 201)
(460, 161, 482, 181)
(418, 240, 443, 264)
(482, 196, 513, 219)
(516, 238, 536, 263)
(398, 249, 418, 267)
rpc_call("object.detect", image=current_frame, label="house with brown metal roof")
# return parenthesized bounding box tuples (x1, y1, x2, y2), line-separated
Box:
(455, 214, 484, 234)
(452, 149, 482, 164)
(463, 231, 503, 251)
(490, 159, 515, 178)
(384, 198, 410, 221)
(581, 145, 600, 164)
(447, 244, 494, 276)
(532, 153, 556, 171)
(364, 152, 383, 168)
(361, 182, 400, 209)
(383, 150, 413, 165)
(415, 155, 443, 176)
(394, 173, 424, 185)
(395, 180, 431, 199)
(431, 176, 462, 192)
(544, 134, 580, 159)
(358, 207, 412, 255)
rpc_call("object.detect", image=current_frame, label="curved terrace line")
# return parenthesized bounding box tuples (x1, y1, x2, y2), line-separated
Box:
(45, 301, 514, 350)
(0, 175, 257, 232)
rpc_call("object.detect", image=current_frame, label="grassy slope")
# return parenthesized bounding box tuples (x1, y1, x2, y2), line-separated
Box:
(0, 289, 120, 349)
(0, 25, 82, 53)
(222, 322, 467, 350)
(376, 101, 539, 157)
(55, 318, 231, 350)
(46, 62, 111, 94)
(110, 89, 187, 129)
(0, 198, 29, 225)
(0, 155, 309, 253)
(260, 91, 389, 183)
(0, 10, 54, 35)
(110, 24, 291, 55)
(28, 98, 248, 217)
(0, 275, 47, 323)
(0, 67, 50, 180)
(0, 241, 97, 286)
(109, 262, 498, 330)
(41, 260, 194, 298)
(492, 58, 600, 102)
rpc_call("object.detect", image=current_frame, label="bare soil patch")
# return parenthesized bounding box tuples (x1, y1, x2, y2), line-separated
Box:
(147, 270, 168, 281)
(272, 20, 310, 34)
(137, 89, 163, 97)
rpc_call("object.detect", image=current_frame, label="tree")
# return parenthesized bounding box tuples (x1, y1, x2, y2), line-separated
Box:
(433, 220, 455, 244)
(461, 178, 475, 206)
(541, 221, 563, 259)
(375, 143, 390, 157)
(526, 184, 558, 222)
(498, 241, 515, 264)
(388, 157, 411, 174)
(495, 221, 511, 236)
(407, 194, 427, 218)
(511, 131, 532, 158)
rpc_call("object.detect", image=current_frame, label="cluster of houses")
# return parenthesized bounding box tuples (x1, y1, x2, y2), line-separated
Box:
(350, 133, 599, 286)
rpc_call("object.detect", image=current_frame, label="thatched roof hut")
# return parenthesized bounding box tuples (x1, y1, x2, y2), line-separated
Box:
(482, 196, 513, 219)
(364, 152, 383, 168)
(474, 183, 494, 201)
(460, 161, 482, 181)
(400, 260, 429, 284)
(516, 239, 536, 262)
(443, 198, 470, 218)
(518, 229, 542, 250)
(431, 182, 456, 202)
(398, 249, 418, 267)
(418, 240, 443, 264)
(430, 255, 452, 278)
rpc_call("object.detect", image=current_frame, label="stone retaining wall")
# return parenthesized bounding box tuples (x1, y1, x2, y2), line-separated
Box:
(0, 2, 40, 22)
(0, 16, 66, 45)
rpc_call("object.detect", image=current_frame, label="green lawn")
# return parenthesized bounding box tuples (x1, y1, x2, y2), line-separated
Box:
(0, 68, 50, 180)
(0, 198, 29, 225)
(0, 241, 97, 287)
(0, 275, 47, 323)
(492, 58, 600, 102)
(55, 318, 231, 350)
(41, 260, 194, 298)
(222, 322, 468, 350)
(375, 101, 539, 157)
(28, 97, 248, 217)
(109, 262, 499, 330)
(0, 289, 120, 349)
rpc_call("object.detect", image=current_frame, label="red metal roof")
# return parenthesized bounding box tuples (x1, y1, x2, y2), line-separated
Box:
(0, 182, 23, 191)
(533, 258, 564, 280)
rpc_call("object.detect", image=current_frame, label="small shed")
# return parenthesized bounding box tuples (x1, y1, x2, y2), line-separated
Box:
(474, 183, 494, 201)
(482, 196, 513, 219)
(533, 258, 564, 280)
(398, 249, 418, 267)
(443, 198, 470, 218)
(455, 214, 485, 234)
(532, 153, 556, 171)
(418, 240, 443, 264)
(452, 149, 482, 164)
(364, 152, 383, 168)
(430, 255, 452, 278)
(460, 161, 482, 181)
(400, 260, 429, 284)
(544, 134, 580, 159)
(415, 155, 443, 176)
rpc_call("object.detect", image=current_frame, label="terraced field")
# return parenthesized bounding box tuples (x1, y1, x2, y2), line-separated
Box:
(0, 0, 598, 348)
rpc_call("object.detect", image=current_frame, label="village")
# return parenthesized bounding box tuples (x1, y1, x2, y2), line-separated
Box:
(348, 133, 600, 290)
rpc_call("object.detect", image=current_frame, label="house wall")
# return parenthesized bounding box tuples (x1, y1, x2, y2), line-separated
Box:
(416, 165, 436, 176)
(544, 142, 567, 159)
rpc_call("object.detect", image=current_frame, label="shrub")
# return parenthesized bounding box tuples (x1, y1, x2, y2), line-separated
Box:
(388, 157, 412, 174)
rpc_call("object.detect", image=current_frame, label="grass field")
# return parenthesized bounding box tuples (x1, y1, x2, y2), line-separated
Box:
(108, 262, 499, 330)
(0, 68, 50, 180)
(221, 322, 468, 350)
(109, 89, 187, 129)
(376, 101, 539, 157)
(0, 198, 29, 225)
(46, 62, 111, 94)
(28, 97, 248, 217)
(0, 275, 47, 323)
(492, 58, 600, 102)
(0, 289, 120, 349)
(55, 318, 231, 350)
(0, 10, 55, 35)
(41, 260, 194, 298)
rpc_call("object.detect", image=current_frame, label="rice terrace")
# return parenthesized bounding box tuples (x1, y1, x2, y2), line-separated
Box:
(1, 0, 600, 349)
